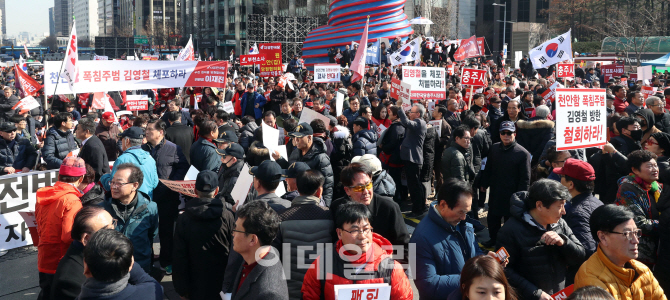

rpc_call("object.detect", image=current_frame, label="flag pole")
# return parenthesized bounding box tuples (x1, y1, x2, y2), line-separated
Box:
(51, 15, 76, 113)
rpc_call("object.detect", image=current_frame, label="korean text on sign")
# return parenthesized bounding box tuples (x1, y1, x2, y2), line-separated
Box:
(314, 64, 341, 83)
(390, 78, 412, 101)
(555, 88, 607, 151)
(556, 63, 574, 78)
(460, 68, 487, 87)
(401, 66, 446, 100)
(259, 43, 283, 77)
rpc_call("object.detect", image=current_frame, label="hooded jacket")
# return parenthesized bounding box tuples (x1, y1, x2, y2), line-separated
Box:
(43, 126, 78, 169)
(35, 181, 83, 274)
(497, 192, 586, 300)
(615, 175, 661, 265)
(173, 197, 235, 300)
(100, 146, 159, 199)
(373, 170, 396, 198)
(247, 140, 271, 167)
(575, 246, 666, 300)
(515, 117, 555, 164)
(278, 138, 334, 206)
(239, 122, 259, 152)
(301, 234, 414, 300)
(352, 129, 378, 156)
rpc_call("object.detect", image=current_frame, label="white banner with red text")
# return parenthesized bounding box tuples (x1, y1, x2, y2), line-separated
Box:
(401, 67, 446, 100)
(555, 88, 607, 151)
(45, 60, 229, 95)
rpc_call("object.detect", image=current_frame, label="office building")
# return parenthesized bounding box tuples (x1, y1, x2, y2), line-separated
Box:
(54, 0, 73, 36)
(74, 0, 99, 41)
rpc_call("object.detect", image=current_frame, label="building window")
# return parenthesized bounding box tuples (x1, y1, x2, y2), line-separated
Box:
(518, 0, 529, 22)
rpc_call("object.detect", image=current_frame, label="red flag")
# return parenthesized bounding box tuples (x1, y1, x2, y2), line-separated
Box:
(14, 66, 42, 98)
(453, 35, 481, 61)
(350, 17, 370, 83)
(92, 92, 110, 109)
(23, 45, 29, 58)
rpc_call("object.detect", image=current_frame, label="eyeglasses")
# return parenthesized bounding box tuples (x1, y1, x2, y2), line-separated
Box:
(232, 224, 252, 235)
(110, 182, 134, 188)
(500, 131, 514, 136)
(347, 182, 373, 193)
(608, 229, 642, 241)
(341, 226, 373, 237)
(646, 139, 659, 146)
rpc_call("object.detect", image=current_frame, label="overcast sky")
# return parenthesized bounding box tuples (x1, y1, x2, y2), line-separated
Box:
(7, 0, 51, 36)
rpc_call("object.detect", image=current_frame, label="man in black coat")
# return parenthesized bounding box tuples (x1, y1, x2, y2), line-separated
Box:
(165, 110, 195, 164)
(380, 106, 406, 204)
(395, 97, 428, 217)
(50, 206, 115, 300)
(173, 170, 235, 300)
(330, 163, 410, 264)
(0, 87, 19, 122)
(160, 97, 193, 128)
(75, 118, 109, 182)
(480, 121, 531, 248)
(143, 118, 189, 273)
(215, 143, 246, 207)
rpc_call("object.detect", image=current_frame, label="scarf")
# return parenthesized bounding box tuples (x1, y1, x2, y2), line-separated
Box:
(631, 174, 661, 203)
(78, 272, 130, 298)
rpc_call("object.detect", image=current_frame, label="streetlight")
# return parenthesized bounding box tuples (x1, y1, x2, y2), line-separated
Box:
(492, 2, 507, 53)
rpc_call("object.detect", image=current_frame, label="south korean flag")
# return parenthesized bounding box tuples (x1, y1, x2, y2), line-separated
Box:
(528, 29, 573, 70)
(389, 37, 422, 66)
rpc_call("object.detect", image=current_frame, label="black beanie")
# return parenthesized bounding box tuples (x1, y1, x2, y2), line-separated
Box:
(651, 132, 670, 154)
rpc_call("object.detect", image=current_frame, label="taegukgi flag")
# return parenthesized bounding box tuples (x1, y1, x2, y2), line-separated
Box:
(389, 37, 422, 66)
(528, 29, 573, 69)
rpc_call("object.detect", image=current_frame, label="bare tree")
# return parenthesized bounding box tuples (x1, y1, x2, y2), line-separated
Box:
(413, 0, 459, 38)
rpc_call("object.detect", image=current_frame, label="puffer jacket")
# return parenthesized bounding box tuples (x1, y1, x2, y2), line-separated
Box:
(563, 193, 603, 258)
(43, 127, 78, 170)
(575, 246, 666, 300)
(95, 122, 121, 161)
(496, 191, 586, 300)
(373, 170, 396, 198)
(100, 146, 159, 199)
(515, 117, 555, 165)
(190, 138, 221, 173)
(301, 233, 413, 300)
(331, 127, 353, 201)
(0, 137, 38, 174)
(278, 138, 334, 206)
(274, 195, 334, 300)
(101, 191, 159, 273)
(352, 129, 378, 156)
(615, 175, 661, 265)
(239, 122, 259, 152)
(247, 140, 270, 167)
(441, 141, 475, 182)
(35, 181, 83, 274)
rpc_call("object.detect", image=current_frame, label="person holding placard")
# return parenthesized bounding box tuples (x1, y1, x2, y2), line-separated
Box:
(395, 97, 428, 217)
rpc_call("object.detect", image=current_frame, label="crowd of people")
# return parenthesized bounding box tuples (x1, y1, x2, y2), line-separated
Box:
(4, 34, 670, 300)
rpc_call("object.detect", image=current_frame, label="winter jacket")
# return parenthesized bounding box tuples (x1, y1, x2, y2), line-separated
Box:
(301, 234, 413, 300)
(411, 204, 485, 299)
(190, 138, 221, 173)
(217, 159, 245, 206)
(575, 246, 666, 300)
(515, 117, 555, 164)
(396, 106, 427, 165)
(352, 129, 378, 156)
(273, 195, 334, 300)
(230, 250, 289, 300)
(441, 141, 475, 182)
(331, 127, 353, 201)
(239, 122, 259, 152)
(240, 91, 267, 119)
(173, 197, 235, 300)
(35, 181, 83, 274)
(79, 135, 109, 182)
(373, 170, 396, 198)
(43, 127, 78, 169)
(160, 108, 193, 128)
(615, 175, 661, 265)
(480, 142, 531, 216)
(101, 192, 159, 273)
(471, 128, 491, 175)
(100, 146, 159, 199)
(655, 113, 670, 134)
(0, 136, 38, 174)
(278, 138, 334, 206)
(253, 192, 292, 212)
(76, 262, 163, 300)
(142, 138, 189, 204)
(497, 192, 586, 300)
(50, 241, 85, 300)
(95, 122, 121, 161)
(656, 191, 670, 292)
(380, 121, 405, 167)
(343, 108, 359, 125)
(165, 122, 195, 164)
(420, 126, 437, 183)
(247, 141, 271, 167)
(564, 193, 603, 258)
(80, 183, 105, 206)
(277, 112, 299, 128)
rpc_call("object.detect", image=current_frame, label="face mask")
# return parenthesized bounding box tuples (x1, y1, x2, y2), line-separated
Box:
(630, 129, 644, 141)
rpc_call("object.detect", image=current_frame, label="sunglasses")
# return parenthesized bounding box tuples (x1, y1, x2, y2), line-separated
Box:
(500, 131, 514, 136)
(347, 182, 373, 193)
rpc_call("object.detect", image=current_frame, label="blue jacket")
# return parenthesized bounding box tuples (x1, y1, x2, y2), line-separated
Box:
(343, 109, 359, 125)
(410, 203, 484, 300)
(100, 146, 159, 199)
(43, 127, 78, 170)
(563, 192, 603, 257)
(190, 138, 221, 172)
(352, 129, 378, 156)
(100, 192, 159, 273)
(240, 92, 267, 119)
(0, 137, 38, 174)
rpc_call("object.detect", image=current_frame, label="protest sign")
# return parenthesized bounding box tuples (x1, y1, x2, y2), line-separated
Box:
(159, 179, 198, 198)
(258, 43, 282, 77)
(638, 65, 653, 81)
(240, 54, 266, 66)
(262, 123, 280, 161)
(231, 164, 253, 207)
(376, 124, 387, 138)
(12, 96, 41, 114)
(335, 92, 344, 116)
(222, 101, 235, 113)
(540, 81, 563, 103)
(314, 64, 341, 83)
(334, 283, 391, 300)
(125, 95, 149, 111)
(184, 165, 200, 180)
(365, 40, 380, 65)
(429, 120, 442, 137)
(299, 107, 331, 126)
(390, 77, 412, 100)
(94, 55, 109, 60)
(640, 86, 657, 100)
(45, 60, 230, 95)
(401, 67, 445, 99)
(552, 285, 574, 300)
(460, 68, 487, 87)
(629, 74, 638, 83)
(600, 64, 624, 83)
(0, 169, 60, 251)
(556, 63, 574, 78)
(555, 88, 607, 150)
(620, 78, 628, 86)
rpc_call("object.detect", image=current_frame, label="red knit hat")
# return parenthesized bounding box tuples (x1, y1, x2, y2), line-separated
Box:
(60, 157, 87, 177)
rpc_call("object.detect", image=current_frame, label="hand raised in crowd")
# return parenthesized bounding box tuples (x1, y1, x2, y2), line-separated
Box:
(232, 200, 239, 213)
(271, 150, 281, 160)
(541, 231, 564, 246)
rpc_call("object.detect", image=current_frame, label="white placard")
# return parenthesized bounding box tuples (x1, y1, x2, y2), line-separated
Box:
(555, 88, 607, 151)
(184, 165, 200, 180)
(231, 164, 253, 207)
(400, 66, 446, 99)
(336, 92, 345, 117)
(637, 65, 653, 81)
(299, 107, 332, 127)
(262, 123, 280, 161)
(334, 283, 391, 300)
(275, 145, 288, 160)
(427, 100, 435, 112)
(376, 124, 387, 138)
(222, 101, 235, 113)
(314, 64, 341, 83)
(429, 119, 442, 137)
(275, 181, 287, 197)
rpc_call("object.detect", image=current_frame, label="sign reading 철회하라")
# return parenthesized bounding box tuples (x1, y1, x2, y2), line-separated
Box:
(555, 88, 607, 151)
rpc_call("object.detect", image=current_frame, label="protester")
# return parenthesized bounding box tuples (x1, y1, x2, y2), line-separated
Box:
(35, 157, 86, 300)
(164, 110, 195, 163)
(43, 112, 77, 169)
(95, 111, 122, 161)
(447, 255, 517, 300)
(351, 154, 395, 198)
(0, 121, 38, 174)
(396, 97, 428, 217)
(239, 116, 259, 152)
(240, 82, 267, 120)
(190, 120, 222, 172)
(215, 143, 246, 205)
(75, 118, 109, 182)
(248, 160, 291, 211)
(160, 97, 193, 127)
(442, 125, 475, 182)
(515, 105, 554, 165)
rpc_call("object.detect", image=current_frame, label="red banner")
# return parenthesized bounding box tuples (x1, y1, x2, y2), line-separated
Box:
(453, 36, 481, 61)
(125, 95, 149, 111)
(477, 37, 485, 56)
(641, 86, 657, 100)
(460, 68, 487, 87)
(556, 63, 574, 78)
(183, 61, 229, 89)
(15, 66, 42, 98)
(240, 54, 267, 66)
(601, 64, 624, 82)
(258, 43, 282, 77)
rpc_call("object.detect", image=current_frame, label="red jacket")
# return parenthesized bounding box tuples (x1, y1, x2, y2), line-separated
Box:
(232, 90, 245, 116)
(301, 233, 413, 300)
(35, 182, 83, 274)
(614, 96, 628, 113)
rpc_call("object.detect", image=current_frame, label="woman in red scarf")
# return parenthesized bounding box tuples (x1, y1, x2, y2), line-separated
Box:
(371, 103, 392, 128)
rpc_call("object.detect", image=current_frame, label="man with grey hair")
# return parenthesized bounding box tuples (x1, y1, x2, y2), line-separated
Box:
(647, 95, 670, 133)
(396, 96, 428, 217)
(100, 127, 159, 199)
